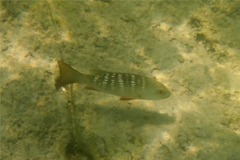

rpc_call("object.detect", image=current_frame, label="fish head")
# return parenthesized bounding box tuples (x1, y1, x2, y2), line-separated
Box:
(154, 83, 171, 99)
(138, 79, 171, 100)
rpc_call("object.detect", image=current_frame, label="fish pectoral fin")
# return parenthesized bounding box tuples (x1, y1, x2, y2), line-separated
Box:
(84, 86, 99, 91)
(119, 97, 135, 101)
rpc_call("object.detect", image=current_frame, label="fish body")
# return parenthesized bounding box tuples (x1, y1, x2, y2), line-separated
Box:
(56, 61, 170, 100)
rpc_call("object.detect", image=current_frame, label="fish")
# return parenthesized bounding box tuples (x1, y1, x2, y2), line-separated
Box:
(55, 60, 171, 100)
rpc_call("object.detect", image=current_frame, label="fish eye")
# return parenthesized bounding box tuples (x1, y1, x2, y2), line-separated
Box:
(156, 89, 163, 95)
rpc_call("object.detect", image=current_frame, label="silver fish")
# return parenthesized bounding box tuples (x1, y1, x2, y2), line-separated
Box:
(56, 60, 170, 100)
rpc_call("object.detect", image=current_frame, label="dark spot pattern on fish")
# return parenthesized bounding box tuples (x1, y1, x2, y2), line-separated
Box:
(92, 72, 145, 91)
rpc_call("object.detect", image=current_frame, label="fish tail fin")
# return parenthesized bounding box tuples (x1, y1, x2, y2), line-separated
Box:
(55, 60, 88, 89)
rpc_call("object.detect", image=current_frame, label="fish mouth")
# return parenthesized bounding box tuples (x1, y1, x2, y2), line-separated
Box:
(161, 89, 171, 99)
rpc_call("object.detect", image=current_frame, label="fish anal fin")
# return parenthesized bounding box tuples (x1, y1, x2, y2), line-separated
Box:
(120, 97, 135, 101)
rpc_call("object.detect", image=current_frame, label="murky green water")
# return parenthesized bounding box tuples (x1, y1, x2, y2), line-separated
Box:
(1, 1, 240, 160)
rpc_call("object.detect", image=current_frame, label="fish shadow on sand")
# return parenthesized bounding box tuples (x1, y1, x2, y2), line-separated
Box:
(88, 104, 175, 127)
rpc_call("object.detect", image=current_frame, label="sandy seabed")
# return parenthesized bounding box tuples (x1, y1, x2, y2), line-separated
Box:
(0, 1, 240, 160)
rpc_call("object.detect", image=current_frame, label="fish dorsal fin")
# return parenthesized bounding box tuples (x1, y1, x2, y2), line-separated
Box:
(90, 69, 106, 75)
(120, 97, 135, 101)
